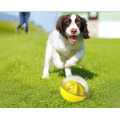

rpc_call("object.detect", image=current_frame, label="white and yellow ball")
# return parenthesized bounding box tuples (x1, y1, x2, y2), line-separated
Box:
(60, 75, 89, 102)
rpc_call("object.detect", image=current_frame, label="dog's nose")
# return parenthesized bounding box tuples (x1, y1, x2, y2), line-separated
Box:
(70, 28, 77, 34)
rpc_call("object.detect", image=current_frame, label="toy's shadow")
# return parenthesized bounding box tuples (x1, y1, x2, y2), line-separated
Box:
(51, 66, 98, 80)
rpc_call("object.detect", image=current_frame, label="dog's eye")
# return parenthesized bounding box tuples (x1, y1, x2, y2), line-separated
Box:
(66, 21, 69, 24)
(76, 20, 80, 24)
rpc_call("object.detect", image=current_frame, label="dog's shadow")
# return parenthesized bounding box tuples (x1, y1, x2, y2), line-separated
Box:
(51, 66, 98, 80)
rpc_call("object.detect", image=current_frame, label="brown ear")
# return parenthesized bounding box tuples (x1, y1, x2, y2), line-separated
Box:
(81, 18, 90, 39)
(56, 15, 66, 37)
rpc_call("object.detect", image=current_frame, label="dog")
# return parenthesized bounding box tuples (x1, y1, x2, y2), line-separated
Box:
(42, 14, 90, 78)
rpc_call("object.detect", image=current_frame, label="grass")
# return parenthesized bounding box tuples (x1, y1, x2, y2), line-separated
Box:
(63, 12, 87, 15)
(0, 21, 120, 108)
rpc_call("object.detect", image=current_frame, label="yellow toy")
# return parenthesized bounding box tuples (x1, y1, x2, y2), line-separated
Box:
(60, 75, 88, 102)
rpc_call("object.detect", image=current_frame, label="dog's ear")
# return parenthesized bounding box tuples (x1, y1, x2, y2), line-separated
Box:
(81, 18, 90, 39)
(56, 15, 66, 37)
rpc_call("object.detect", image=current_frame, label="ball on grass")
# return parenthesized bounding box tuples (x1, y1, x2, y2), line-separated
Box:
(60, 75, 89, 102)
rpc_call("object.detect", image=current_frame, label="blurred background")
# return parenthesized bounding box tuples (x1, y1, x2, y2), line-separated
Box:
(1, 11, 120, 38)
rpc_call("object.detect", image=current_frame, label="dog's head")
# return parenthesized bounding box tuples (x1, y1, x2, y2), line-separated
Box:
(56, 14, 90, 43)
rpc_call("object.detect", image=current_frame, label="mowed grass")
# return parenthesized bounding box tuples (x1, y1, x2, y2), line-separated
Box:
(0, 21, 120, 108)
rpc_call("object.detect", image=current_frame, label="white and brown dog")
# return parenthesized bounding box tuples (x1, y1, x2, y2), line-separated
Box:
(42, 14, 90, 78)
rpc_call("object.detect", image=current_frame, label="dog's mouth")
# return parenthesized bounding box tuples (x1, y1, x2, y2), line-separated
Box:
(65, 32, 79, 43)
(67, 35, 78, 43)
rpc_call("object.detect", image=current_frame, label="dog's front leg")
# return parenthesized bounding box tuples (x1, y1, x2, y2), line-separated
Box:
(52, 49, 64, 69)
(65, 68, 72, 77)
(65, 49, 85, 68)
(42, 41, 53, 78)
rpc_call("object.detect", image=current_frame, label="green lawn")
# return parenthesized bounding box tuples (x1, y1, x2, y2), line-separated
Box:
(0, 21, 120, 108)
(63, 12, 87, 15)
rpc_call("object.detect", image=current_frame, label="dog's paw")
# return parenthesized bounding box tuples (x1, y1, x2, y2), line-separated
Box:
(54, 60, 64, 69)
(57, 62, 64, 69)
(42, 73, 49, 79)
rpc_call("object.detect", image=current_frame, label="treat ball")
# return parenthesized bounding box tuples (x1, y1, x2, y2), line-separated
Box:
(60, 75, 89, 102)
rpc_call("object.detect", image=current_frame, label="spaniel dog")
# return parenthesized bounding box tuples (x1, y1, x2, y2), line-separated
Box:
(42, 14, 90, 78)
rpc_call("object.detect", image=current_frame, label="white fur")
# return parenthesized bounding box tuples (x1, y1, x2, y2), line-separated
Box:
(42, 15, 85, 78)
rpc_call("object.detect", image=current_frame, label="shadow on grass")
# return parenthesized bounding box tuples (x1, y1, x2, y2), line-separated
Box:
(51, 66, 98, 80)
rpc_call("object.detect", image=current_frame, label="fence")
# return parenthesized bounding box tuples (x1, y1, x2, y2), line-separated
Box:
(0, 12, 60, 32)
(0, 12, 19, 22)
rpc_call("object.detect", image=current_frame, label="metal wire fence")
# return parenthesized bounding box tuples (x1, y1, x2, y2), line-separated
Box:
(0, 12, 19, 22)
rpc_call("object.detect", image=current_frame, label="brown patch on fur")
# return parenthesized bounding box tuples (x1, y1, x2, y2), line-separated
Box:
(76, 15, 90, 39)
(56, 14, 71, 39)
